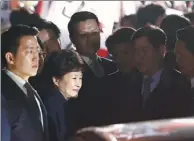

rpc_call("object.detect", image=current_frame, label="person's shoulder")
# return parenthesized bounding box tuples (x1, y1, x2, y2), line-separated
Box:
(43, 92, 57, 105)
(43, 89, 66, 110)
(98, 56, 118, 74)
(99, 57, 115, 64)
(170, 69, 190, 85)
(171, 69, 185, 78)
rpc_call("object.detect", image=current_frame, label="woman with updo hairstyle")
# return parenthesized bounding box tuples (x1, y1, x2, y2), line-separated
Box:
(39, 49, 84, 141)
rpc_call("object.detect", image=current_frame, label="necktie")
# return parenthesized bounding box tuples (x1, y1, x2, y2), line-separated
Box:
(24, 82, 41, 122)
(142, 77, 153, 107)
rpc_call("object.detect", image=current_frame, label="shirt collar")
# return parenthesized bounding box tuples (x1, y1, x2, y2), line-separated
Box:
(81, 55, 98, 66)
(152, 69, 163, 82)
(5, 69, 27, 94)
(144, 69, 163, 80)
(191, 77, 194, 89)
(81, 55, 92, 66)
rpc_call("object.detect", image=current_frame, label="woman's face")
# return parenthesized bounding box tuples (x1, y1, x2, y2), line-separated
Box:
(53, 71, 83, 99)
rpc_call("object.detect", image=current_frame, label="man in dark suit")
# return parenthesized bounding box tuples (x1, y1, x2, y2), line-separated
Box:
(160, 14, 191, 70)
(105, 27, 143, 123)
(67, 11, 118, 132)
(1, 95, 11, 141)
(175, 26, 194, 105)
(131, 25, 193, 121)
(1, 25, 49, 141)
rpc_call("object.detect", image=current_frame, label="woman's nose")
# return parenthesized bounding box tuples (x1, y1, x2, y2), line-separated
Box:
(76, 80, 82, 88)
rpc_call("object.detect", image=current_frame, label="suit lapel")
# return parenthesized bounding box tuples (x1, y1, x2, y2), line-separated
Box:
(98, 57, 119, 76)
(2, 71, 26, 100)
(22, 77, 49, 139)
(33, 89, 49, 137)
(145, 68, 173, 106)
(153, 68, 172, 92)
(2, 71, 43, 133)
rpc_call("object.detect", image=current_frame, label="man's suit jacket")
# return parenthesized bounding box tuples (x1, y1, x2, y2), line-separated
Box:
(68, 57, 118, 134)
(2, 71, 49, 141)
(139, 68, 193, 121)
(107, 69, 143, 124)
(191, 88, 194, 113)
(192, 88, 194, 95)
(164, 52, 177, 70)
(1, 95, 11, 141)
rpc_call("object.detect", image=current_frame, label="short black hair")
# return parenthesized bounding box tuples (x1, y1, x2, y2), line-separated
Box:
(160, 15, 191, 51)
(176, 25, 194, 54)
(184, 12, 194, 23)
(42, 49, 84, 85)
(136, 4, 165, 28)
(131, 25, 167, 48)
(37, 20, 61, 39)
(120, 14, 137, 27)
(68, 11, 100, 37)
(10, 8, 43, 27)
(105, 27, 136, 51)
(37, 37, 44, 50)
(1, 24, 39, 66)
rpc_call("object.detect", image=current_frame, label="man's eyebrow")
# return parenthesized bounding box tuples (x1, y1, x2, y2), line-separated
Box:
(26, 46, 40, 49)
(79, 28, 100, 33)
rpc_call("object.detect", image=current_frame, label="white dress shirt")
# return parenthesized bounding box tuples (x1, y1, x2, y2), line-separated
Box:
(191, 77, 194, 89)
(5, 69, 44, 129)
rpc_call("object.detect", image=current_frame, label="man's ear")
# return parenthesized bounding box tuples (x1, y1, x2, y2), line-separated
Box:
(159, 45, 167, 57)
(5, 52, 15, 65)
(156, 15, 165, 26)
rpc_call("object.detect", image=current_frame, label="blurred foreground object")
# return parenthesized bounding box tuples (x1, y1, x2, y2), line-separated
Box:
(19, 1, 39, 13)
(76, 118, 194, 141)
(71, 130, 117, 141)
(10, 0, 38, 13)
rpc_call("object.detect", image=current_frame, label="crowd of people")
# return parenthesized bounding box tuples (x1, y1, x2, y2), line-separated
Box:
(1, 3, 194, 141)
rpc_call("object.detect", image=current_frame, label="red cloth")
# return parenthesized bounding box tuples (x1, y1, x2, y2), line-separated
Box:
(35, 1, 42, 15)
(97, 48, 109, 58)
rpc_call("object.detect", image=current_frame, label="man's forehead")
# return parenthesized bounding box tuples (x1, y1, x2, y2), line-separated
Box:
(76, 19, 99, 33)
(19, 36, 39, 47)
(135, 36, 150, 47)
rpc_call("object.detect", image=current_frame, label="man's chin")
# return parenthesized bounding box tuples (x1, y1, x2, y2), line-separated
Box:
(137, 67, 147, 74)
(71, 93, 79, 98)
(29, 72, 38, 77)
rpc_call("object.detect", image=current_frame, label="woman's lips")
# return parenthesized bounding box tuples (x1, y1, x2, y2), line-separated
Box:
(73, 89, 79, 92)
(32, 65, 38, 68)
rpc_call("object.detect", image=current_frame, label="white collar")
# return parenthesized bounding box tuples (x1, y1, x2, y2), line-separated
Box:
(191, 77, 194, 89)
(5, 69, 27, 94)
(81, 55, 98, 66)
(81, 55, 104, 77)
(81, 55, 93, 66)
